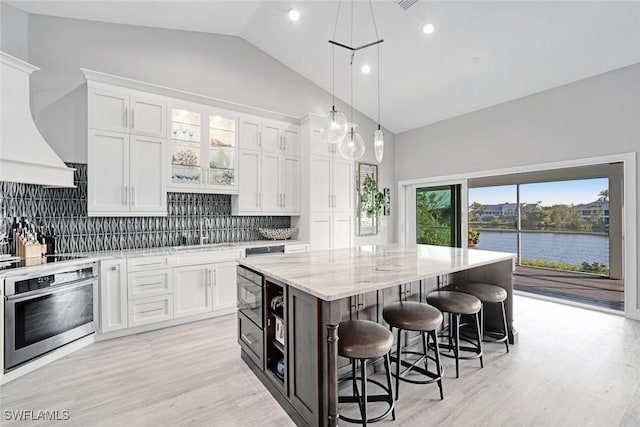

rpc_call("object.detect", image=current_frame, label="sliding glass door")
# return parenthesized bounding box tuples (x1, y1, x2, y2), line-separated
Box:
(415, 185, 462, 247)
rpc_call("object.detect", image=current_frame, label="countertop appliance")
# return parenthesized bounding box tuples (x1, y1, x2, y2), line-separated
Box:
(245, 245, 285, 257)
(4, 261, 98, 371)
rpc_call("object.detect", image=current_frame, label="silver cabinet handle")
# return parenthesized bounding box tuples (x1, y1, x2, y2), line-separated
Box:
(124, 186, 129, 206)
(258, 131, 262, 147)
(259, 192, 262, 207)
(283, 135, 286, 151)
(131, 108, 135, 129)
(137, 282, 163, 287)
(140, 308, 164, 315)
(109, 266, 117, 271)
(283, 193, 286, 208)
(122, 186, 126, 205)
(131, 186, 134, 205)
(333, 195, 337, 208)
(124, 107, 128, 128)
(211, 269, 216, 287)
(241, 333, 256, 345)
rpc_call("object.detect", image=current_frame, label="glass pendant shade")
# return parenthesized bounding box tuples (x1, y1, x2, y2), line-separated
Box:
(320, 109, 349, 144)
(338, 127, 366, 161)
(374, 128, 384, 163)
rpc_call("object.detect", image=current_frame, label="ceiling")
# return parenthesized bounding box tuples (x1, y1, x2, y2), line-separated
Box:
(9, 1, 640, 134)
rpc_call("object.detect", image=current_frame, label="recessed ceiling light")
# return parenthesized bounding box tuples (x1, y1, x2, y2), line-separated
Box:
(361, 64, 371, 74)
(422, 23, 435, 34)
(288, 9, 300, 22)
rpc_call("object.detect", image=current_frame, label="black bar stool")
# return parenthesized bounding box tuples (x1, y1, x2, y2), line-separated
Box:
(445, 282, 509, 353)
(382, 301, 444, 401)
(426, 291, 483, 378)
(338, 319, 395, 426)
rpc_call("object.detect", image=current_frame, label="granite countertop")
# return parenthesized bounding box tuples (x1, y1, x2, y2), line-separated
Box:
(238, 243, 516, 301)
(0, 240, 308, 280)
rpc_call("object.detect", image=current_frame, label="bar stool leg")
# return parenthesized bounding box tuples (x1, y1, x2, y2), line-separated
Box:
(475, 312, 484, 369)
(422, 331, 429, 372)
(352, 360, 359, 398)
(383, 353, 396, 420)
(501, 301, 510, 353)
(453, 314, 460, 378)
(395, 329, 402, 401)
(431, 330, 444, 400)
(361, 359, 368, 427)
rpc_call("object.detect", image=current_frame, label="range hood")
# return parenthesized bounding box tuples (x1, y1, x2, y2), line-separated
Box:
(0, 51, 75, 187)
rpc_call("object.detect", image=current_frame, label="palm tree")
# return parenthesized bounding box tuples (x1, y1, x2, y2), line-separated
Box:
(597, 189, 609, 202)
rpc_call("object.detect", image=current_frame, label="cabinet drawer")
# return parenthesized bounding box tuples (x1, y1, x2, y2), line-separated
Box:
(238, 313, 264, 369)
(284, 244, 309, 254)
(128, 270, 172, 299)
(127, 255, 173, 272)
(175, 249, 243, 266)
(129, 295, 174, 327)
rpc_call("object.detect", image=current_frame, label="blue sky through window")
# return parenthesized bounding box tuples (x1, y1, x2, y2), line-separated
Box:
(469, 178, 608, 206)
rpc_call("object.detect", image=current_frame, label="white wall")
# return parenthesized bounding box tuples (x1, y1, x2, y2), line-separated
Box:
(395, 63, 640, 311)
(2, 10, 396, 243)
(0, 3, 28, 60)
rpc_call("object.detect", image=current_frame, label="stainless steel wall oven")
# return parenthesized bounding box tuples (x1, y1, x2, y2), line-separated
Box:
(4, 262, 98, 371)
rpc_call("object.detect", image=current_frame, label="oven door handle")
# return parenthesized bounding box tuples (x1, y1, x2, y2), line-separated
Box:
(5, 278, 96, 303)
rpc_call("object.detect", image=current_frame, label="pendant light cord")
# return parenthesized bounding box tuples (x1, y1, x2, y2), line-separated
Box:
(331, 0, 342, 111)
(369, 0, 381, 130)
(350, 0, 354, 133)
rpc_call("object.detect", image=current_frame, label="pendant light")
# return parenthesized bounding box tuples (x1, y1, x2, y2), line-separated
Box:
(320, 1, 348, 144)
(327, 0, 384, 161)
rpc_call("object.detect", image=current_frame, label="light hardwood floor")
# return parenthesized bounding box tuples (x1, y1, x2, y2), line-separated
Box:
(1, 295, 639, 426)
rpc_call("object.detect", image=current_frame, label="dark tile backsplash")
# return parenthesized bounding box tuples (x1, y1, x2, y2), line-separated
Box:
(0, 163, 290, 255)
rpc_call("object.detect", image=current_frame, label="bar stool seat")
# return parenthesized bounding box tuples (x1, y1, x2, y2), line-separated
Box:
(427, 291, 481, 315)
(338, 320, 395, 426)
(444, 282, 510, 353)
(427, 291, 483, 378)
(339, 320, 395, 359)
(383, 301, 444, 401)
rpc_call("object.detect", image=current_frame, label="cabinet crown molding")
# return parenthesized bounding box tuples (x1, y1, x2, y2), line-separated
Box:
(81, 68, 299, 124)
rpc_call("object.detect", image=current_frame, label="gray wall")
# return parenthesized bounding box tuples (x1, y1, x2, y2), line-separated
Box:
(1, 8, 396, 243)
(0, 3, 28, 60)
(395, 63, 640, 310)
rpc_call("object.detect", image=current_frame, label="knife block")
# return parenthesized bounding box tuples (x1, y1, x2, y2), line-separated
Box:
(17, 236, 46, 259)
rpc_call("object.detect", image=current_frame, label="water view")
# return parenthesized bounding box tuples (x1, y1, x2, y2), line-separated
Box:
(477, 230, 609, 266)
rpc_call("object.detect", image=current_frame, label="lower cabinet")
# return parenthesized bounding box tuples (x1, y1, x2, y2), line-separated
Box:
(129, 294, 174, 327)
(99, 259, 128, 333)
(174, 264, 214, 318)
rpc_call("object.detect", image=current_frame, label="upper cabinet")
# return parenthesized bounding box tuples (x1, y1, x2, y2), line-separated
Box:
(233, 115, 301, 216)
(87, 84, 167, 217)
(168, 104, 238, 194)
(88, 88, 165, 138)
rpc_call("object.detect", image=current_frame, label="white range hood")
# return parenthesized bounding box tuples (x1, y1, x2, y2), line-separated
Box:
(0, 51, 75, 187)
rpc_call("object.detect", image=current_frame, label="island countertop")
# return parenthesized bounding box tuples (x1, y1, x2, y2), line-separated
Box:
(238, 243, 516, 301)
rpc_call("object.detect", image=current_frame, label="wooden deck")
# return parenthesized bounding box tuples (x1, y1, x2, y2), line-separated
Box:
(513, 265, 624, 311)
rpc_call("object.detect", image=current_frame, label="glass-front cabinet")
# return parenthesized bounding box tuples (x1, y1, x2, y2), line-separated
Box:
(168, 103, 238, 194)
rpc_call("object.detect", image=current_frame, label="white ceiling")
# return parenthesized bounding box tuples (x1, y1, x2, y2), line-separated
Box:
(9, 1, 640, 134)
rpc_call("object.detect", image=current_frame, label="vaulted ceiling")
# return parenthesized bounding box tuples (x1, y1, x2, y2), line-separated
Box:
(10, 1, 640, 134)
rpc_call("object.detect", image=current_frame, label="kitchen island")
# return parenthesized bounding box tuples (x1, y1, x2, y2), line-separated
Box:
(236, 244, 516, 427)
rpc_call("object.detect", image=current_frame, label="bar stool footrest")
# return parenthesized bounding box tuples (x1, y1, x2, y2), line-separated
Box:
(338, 377, 395, 424)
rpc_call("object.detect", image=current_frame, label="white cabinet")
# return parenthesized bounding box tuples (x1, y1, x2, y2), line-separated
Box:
(128, 270, 172, 299)
(211, 262, 238, 313)
(88, 87, 165, 138)
(88, 130, 166, 216)
(87, 82, 167, 217)
(174, 264, 214, 318)
(309, 213, 353, 251)
(236, 150, 262, 213)
(302, 115, 355, 250)
(239, 115, 300, 156)
(100, 259, 128, 333)
(129, 295, 174, 327)
(168, 104, 238, 194)
(282, 156, 301, 213)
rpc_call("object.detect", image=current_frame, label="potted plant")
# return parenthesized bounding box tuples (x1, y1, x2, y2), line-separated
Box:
(361, 174, 384, 218)
(468, 228, 480, 248)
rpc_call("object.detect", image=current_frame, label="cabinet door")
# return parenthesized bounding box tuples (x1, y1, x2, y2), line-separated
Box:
(168, 105, 203, 191)
(88, 130, 130, 215)
(332, 158, 352, 212)
(310, 214, 332, 251)
(261, 121, 282, 154)
(239, 116, 261, 150)
(212, 262, 238, 313)
(332, 214, 353, 249)
(261, 152, 281, 212)
(100, 259, 128, 333)
(128, 270, 172, 299)
(309, 155, 332, 212)
(174, 265, 213, 318)
(88, 88, 128, 133)
(281, 156, 301, 214)
(309, 126, 336, 157)
(129, 294, 173, 327)
(130, 135, 167, 215)
(282, 125, 301, 157)
(130, 95, 166, 137)
(237, 150, 262, 212)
